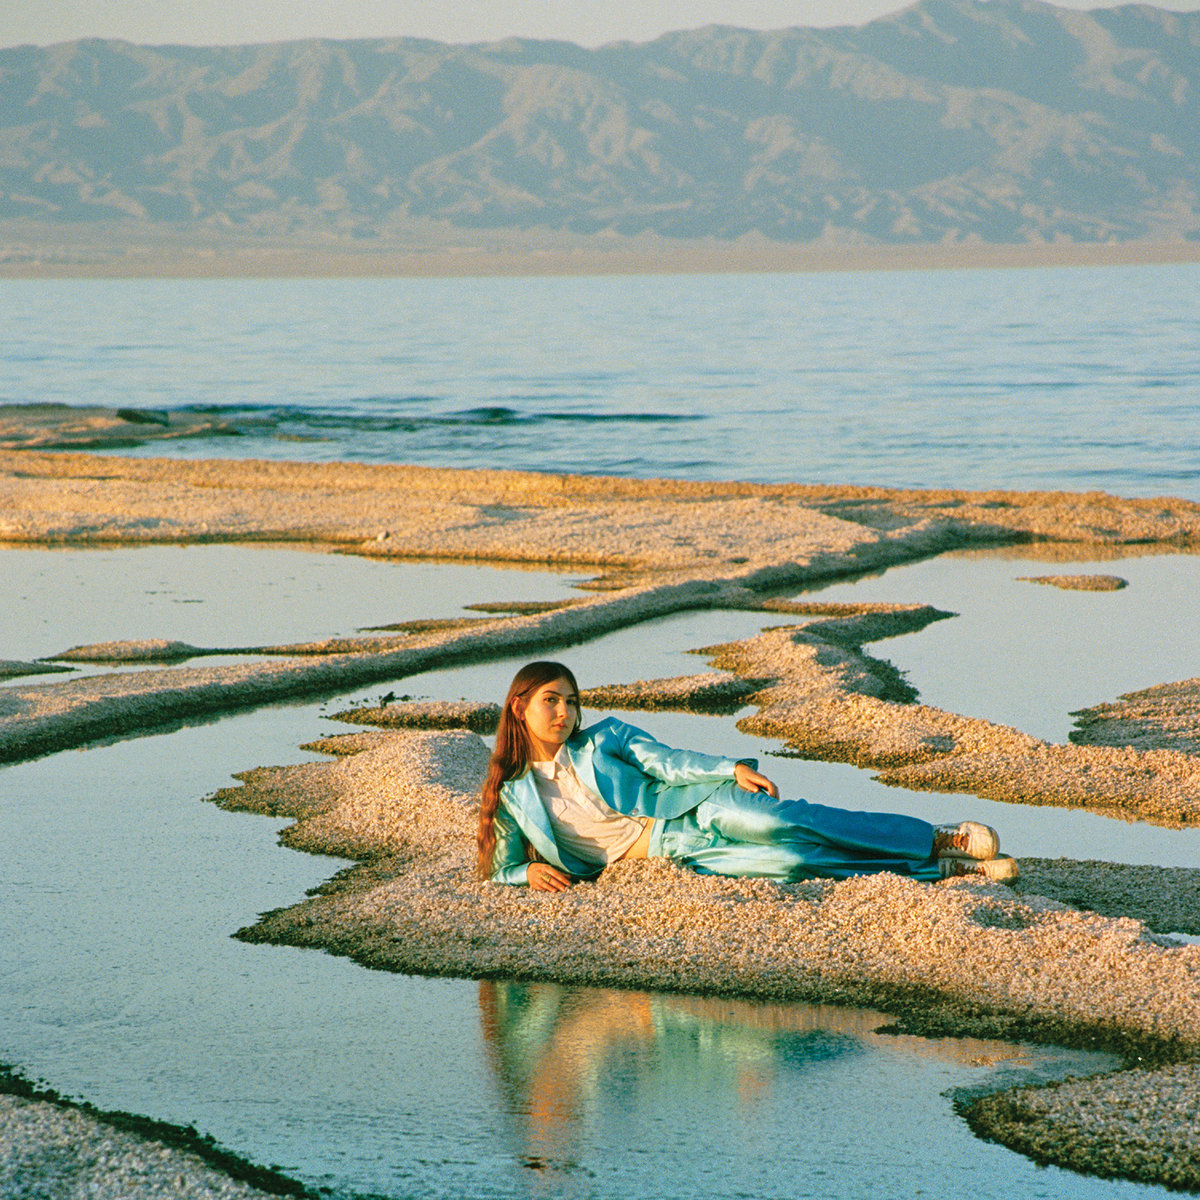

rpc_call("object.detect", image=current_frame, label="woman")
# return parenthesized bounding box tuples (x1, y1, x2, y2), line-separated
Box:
(478, 661, 1018, 891)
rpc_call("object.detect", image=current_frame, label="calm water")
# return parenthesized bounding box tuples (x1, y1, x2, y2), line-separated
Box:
(1, 545, 1181, 1200)
(3, 261, 1199, 499)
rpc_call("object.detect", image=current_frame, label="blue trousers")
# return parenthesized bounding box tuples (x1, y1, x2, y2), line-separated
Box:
(648, 781, 941, 882)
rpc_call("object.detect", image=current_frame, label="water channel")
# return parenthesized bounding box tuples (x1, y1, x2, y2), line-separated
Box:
(2, 544, 1196, 1198)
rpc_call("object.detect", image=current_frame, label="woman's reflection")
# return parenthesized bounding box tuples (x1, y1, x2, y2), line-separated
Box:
(478, 980, 888, 1176)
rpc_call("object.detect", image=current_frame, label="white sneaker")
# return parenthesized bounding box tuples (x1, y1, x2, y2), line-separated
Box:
(933, 821, 999, 861)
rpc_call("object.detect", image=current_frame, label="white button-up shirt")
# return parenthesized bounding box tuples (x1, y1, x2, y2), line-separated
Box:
(530, 746, 647, 866)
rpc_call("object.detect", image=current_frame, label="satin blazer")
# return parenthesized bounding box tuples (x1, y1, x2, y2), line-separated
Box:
(490, 717, 752, 885)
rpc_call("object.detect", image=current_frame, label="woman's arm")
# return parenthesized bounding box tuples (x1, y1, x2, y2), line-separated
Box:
(614, 720, 757, 787)
(492, 816, 575, 889)
(490, 805, 533, 886)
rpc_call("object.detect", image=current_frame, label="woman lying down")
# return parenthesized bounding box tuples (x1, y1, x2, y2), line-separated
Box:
(478, 661, 1018, 892)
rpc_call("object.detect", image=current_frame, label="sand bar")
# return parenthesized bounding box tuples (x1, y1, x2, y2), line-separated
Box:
(4, 448, 1200, 557)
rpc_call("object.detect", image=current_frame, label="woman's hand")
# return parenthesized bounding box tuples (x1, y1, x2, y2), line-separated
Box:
(734, 762, 779, 797)
(527, 862, 573, 892)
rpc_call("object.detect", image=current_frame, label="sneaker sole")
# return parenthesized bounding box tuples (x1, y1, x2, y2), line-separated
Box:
(939, 855, 1018, 884)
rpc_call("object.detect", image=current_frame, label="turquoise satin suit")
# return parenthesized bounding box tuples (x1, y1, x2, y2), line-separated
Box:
(491, 718, 942, 886)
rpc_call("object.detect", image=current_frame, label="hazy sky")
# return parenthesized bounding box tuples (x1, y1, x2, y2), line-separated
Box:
(5, 0, 1200, 51)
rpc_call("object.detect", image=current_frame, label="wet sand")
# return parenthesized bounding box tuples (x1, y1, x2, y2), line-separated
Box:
(2, 444, 1200, 1191)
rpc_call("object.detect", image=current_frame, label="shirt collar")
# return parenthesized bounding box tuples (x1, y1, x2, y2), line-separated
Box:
(530, 744, 570, 779)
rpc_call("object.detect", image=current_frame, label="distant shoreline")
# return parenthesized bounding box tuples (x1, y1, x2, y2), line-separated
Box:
(4, 229, 1200, 280)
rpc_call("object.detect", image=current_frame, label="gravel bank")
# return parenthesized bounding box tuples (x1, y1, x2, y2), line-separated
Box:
(704, 616, 1200, 827)
(3, 450, 1199, 556)
(0, 1084, 307, 1200)
(1072, 678, 1200, 756)
(219, 727, 1200, 1053)
(1016, 573, 1129, 590)
(963, 1063, 1200, 1190)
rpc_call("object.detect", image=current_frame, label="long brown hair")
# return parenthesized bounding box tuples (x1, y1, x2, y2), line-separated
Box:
(477, 661, 581, 879)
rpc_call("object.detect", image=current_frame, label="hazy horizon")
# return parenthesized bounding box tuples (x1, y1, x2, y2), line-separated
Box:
(7, 0, 1200, 52)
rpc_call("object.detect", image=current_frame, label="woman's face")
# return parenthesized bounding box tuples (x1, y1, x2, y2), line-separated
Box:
(517, 676, 580, 760)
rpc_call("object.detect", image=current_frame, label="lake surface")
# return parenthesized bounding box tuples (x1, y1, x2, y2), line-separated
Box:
(0, 544, 1196, 1198)
(3, 261, 1199, 500)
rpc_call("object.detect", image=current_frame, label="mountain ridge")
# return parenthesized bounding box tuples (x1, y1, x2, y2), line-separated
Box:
(2, 0, 1198, 250)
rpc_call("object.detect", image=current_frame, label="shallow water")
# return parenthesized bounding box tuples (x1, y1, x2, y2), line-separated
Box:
(1, 544, 1196, 1198)
(1, 543, 587, 663)
(4, 263, 1200, 499)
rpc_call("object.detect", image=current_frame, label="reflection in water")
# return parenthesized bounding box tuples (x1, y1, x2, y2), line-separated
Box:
(479, 981, 1045, 1187)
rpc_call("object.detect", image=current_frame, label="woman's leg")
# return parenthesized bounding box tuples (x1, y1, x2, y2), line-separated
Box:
(654, 782, 941, 882)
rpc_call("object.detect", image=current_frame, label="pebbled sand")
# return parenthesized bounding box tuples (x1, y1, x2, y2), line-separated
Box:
(1072, 679, 1200, 757)
(4, 446, 1200, 1190)
(964, 1062, 1200, 1191)
(221, 725, 1200, 1048)
(0, 1093, 286, 1200)
(4, 448, 1200, 557)
(1017, 573, 1129, 591)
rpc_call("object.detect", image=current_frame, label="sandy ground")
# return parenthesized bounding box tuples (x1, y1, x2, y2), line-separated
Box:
(222, 723, 1200, 1042)
(219, 721, 1200, 1191)
(3, 444, 1200, 1192)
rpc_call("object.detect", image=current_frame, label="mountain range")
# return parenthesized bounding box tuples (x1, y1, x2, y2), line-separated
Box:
(2, 0, 1198, 249)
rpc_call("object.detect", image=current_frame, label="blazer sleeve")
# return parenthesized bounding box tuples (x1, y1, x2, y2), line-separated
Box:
(613, 720, 754, 786)
(489, 802, 531, 886)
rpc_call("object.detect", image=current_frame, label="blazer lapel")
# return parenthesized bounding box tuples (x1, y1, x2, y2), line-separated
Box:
(565, 734, 602, 801)
(503, 771, 571, 868)
(566, 725, 631, 814)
